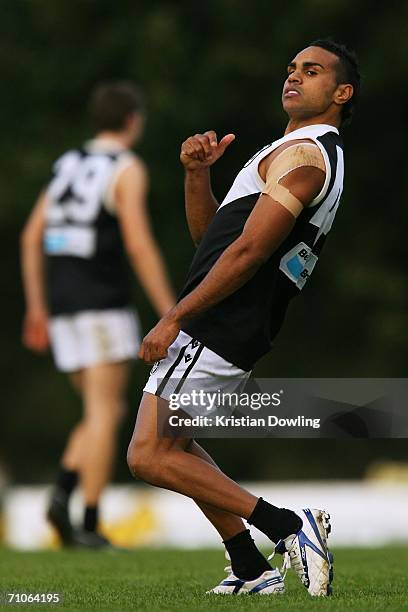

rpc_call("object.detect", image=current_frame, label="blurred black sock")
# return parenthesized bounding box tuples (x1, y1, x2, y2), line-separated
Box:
(55, 467, 78, 499)
(84, 505, 98, 532)
(223, 529, 271, 581)
(247, 498, 302, 544)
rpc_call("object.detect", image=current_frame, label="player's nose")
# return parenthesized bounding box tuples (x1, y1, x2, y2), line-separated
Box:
(288, 71, 302, 84)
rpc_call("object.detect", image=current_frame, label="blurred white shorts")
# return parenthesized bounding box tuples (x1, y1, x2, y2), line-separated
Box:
(49, 308, 141, 372)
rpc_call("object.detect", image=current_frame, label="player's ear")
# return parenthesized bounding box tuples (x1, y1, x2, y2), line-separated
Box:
(334, 83, 353, 108)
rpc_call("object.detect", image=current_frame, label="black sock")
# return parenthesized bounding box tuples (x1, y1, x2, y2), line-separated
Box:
(55, 467, 78, 499)
(84, 505, 98, 532)
(223, 529, 271, 581)
(247, 498, 303, 544)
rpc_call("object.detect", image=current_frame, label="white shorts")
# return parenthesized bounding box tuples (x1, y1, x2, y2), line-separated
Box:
(143, 331, 251, 415)
(49, 308, 141, 372)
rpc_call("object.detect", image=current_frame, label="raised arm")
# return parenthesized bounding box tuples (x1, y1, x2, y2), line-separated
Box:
(171, 156, 325, 323)
(115, 158, 176, 318)
(138, 156, 325, 363)
(20, 192, 49, 352)
(180, 130, 235, 245)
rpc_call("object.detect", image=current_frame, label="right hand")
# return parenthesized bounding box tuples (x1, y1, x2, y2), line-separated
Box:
(22, 307, 49, 353)
(180, 130, 235, 171)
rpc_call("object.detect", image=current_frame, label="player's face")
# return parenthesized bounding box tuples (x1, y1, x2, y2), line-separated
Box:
(282, 46, 341, 119)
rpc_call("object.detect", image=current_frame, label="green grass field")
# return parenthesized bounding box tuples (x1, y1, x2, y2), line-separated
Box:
(1, 547, 407, 611)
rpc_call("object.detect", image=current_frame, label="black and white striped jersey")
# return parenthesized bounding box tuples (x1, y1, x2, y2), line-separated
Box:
(44, 139, 135, 315)
(180, 124, 344, 371)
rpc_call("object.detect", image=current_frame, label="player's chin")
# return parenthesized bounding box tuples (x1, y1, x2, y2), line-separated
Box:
(281, 97, 304, 112)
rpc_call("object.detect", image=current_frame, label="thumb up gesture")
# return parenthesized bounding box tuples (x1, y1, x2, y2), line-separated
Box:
(180, 131, 235, 170)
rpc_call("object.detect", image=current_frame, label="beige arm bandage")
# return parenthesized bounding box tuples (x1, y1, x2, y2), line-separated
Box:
(263, 143, 326, 218)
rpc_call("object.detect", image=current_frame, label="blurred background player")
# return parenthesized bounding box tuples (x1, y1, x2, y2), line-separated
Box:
(20, 81, 175, 548)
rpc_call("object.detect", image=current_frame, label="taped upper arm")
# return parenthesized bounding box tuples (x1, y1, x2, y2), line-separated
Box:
(263, 143, 326, 218)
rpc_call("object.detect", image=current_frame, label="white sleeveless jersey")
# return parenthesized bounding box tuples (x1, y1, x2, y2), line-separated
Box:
(180, 124, 345, 370)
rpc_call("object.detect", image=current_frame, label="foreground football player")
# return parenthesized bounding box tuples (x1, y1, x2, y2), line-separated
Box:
(21, 82, 175, 548)
(128, 40, 360, 594)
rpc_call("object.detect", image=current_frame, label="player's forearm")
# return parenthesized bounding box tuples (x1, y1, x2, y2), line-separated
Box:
(171, 237, 264, 324)
(129, 245, 176, 317)
(185, 168, 219, 245)
(20, 237, 48, 313)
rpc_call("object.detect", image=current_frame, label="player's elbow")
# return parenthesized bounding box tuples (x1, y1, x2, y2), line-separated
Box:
(191, 234, 202, 248)
(234, 236, 270, 268)
(188, 226, 205, 248)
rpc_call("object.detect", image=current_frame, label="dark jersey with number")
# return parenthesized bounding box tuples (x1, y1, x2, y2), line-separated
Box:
(44, 140, 134, 315)
(179, 124, 344, 371)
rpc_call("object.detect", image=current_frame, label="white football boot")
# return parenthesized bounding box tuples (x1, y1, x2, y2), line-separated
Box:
(279, 508, 333, 596)
(207, 565, 285, 595)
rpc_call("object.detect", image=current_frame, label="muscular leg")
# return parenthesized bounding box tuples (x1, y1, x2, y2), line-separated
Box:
(188, 441, 278, 583)
(186, 439, 246, 540)
(128, 392, 300, 581)
(79, 361, 130, 505)
(127, 392, 258, 518)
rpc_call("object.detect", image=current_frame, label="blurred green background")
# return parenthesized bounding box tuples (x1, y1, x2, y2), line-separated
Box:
(1, 0, 407, 484)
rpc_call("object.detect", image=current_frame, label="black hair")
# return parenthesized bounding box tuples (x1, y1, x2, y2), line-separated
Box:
(309, 38, 361, 125)
(89, 81, 145, 132)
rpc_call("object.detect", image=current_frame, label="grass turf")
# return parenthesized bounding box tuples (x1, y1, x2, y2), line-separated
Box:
(0, 547, 407, 611)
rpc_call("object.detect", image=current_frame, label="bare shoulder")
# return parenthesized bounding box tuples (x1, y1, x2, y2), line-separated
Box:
(124, 152, 148, 176)
(117, 153, 149, 190)
(130, 153, 148, 172)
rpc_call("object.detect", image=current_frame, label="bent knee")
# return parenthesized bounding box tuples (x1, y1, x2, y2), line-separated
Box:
(127, 441, 162, 484)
